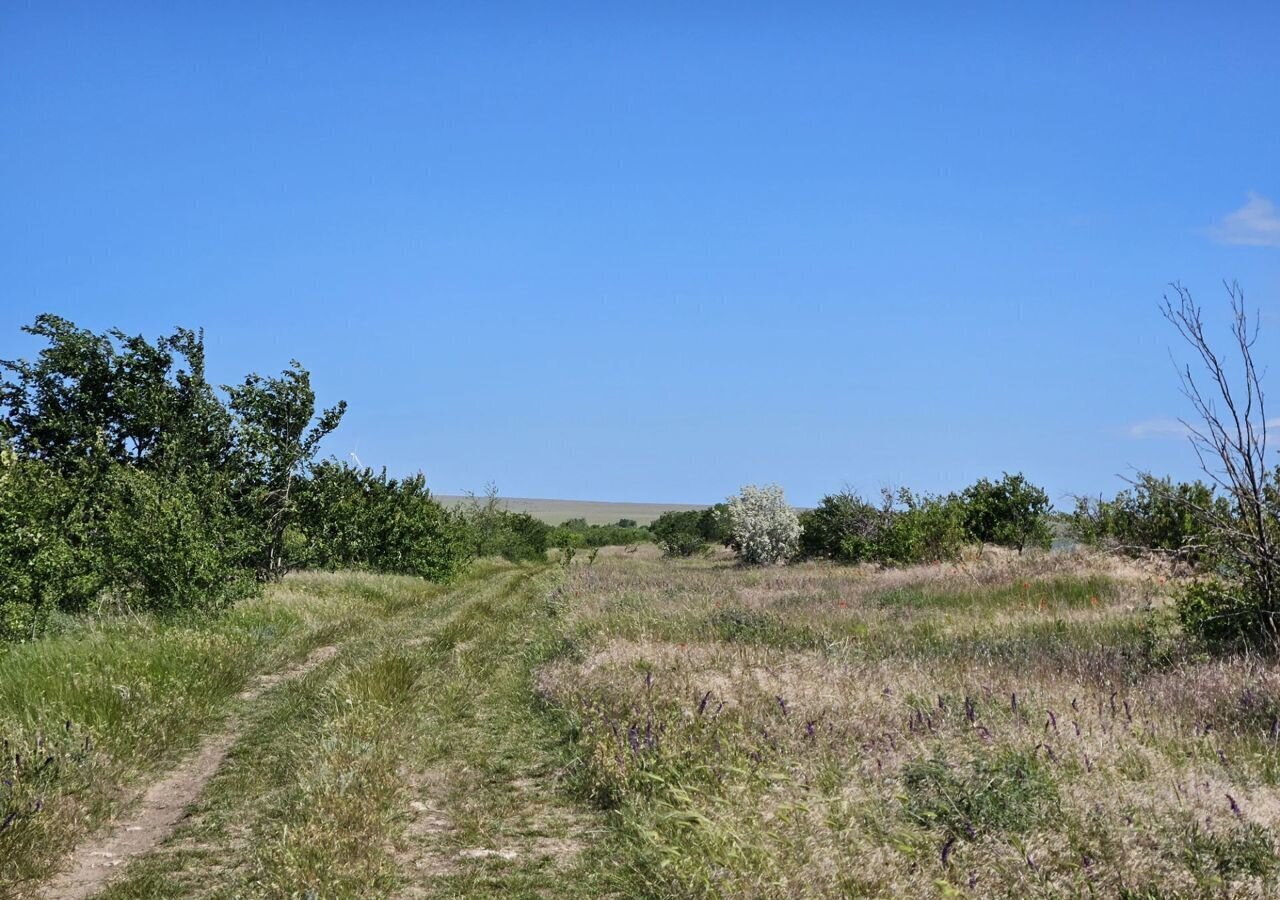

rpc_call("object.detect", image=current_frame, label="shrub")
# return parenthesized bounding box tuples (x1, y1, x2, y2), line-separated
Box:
(697, 503, 733, 545)
(651, 510, 707, 558)
(727, 484, 800, 565)
(961, 472, 1053, 553)
(548, 518, 651, 550)
(0, 449, 95, 641)
(799, 488, 966, 566)
(296, 462, 474, 579)
(493, 511, 551, 562)
(1069, 475, 1226, 566)
(798, 491, 877, 560)
(1175, 579, 1265, 650)
(458, 485, 551, 562)
(97, 465, 257, 613)
(890, 489, 969, 563)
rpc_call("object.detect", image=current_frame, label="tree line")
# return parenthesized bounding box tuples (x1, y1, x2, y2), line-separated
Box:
(0, 316, 540, 641)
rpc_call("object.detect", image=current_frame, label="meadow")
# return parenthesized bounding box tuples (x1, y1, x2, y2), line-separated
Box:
(6, 547, 1279, 898)
(540, 547, 1280, 898)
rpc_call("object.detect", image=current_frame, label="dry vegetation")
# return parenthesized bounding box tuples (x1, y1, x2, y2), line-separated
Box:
(538, 550, 1280, 898)
(11, 551, 1280, 899)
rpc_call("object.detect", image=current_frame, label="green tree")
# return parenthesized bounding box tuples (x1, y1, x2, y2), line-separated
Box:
(651, 510, 708, 557)
(962, 472, 1053, 553)
(295, 462, 473, 580)
(0, 314, 234, 475)
(224, 362, 346, 579)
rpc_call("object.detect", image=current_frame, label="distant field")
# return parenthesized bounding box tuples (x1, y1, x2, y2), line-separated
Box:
(433, 495, 707, 525)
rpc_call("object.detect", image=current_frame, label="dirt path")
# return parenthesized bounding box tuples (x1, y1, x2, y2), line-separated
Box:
(36, 645, 340, 900)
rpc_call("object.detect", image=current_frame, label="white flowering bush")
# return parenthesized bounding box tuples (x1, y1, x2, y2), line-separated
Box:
(727, 483, 801, 565)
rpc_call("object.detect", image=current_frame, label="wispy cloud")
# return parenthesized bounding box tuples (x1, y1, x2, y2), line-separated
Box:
(1210, 192, 1280, 247)
(1127, 417, 1190, 439)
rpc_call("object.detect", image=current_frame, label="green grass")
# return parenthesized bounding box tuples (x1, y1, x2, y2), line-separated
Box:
(10, 551, 1280, 899)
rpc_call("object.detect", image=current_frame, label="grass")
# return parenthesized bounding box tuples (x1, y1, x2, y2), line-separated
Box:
(8, 549, 1280, 898)
(536, 550, 1280, 897)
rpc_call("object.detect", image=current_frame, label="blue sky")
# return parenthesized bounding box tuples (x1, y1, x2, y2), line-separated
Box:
(2, 3, 1279, 507)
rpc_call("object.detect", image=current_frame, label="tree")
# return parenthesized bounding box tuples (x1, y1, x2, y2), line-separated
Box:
(962, 472, 1053, 553)
(0, 315, 234, 475)
(727, 484, 800, 565)
(651, 509, 707, 557)
(1160, 282, 1280, 643)
(294, 461, 473, 580)
(224, 362, 346, 579)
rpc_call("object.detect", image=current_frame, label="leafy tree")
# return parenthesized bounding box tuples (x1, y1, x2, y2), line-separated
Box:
(295, 462, 473, 579)
(0, 446, 96, 640)
(651, 510, 708, 557)
(962, 472, 1053, 553)
(0, 314, 233, 475)
(224, 362, 346, 579)
(799, 488, 967, 566)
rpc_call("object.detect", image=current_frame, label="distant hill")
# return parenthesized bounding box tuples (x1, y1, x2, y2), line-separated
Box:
(432, 495, 707, 526)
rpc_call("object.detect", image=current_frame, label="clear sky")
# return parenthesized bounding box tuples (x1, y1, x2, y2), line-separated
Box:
(3, 3, 1279, 507)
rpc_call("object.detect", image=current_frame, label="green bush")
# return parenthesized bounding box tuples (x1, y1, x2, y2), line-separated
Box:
(97, 465, 257, 614)
(651, 510, 708, 557)
(0, 449, 97, 641)
(1069, 475, 1227, 565)
(961, 472, 1053, 553)
(1176, 579, 1270, 649)
(800, 488, 966, 566)
(547, 518, 651, 550)
(798, 491, 879, 560)
(490, 511, 551, 562)
(295, 462, 473, 580)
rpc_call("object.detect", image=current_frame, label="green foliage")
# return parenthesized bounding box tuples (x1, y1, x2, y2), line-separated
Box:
(547, 517, 652, 550)
(460, 485, 552, 562)
(0, 448, 97, 641)
(962, 472, 1053, 553)
(96, 465, 257, 614)
(1069, 475, 1227, 565)
(0, 314, 469, 641)
(1175, 579, 1271, 649)
(0, 315, 235, 475)
(797, 490, 878, 560)
(651, 510, 708, 557)
(294, 462, 473, 581)
(901, 748, 1059, 839)
(224, 362, 346, 579)
(799, 488, 967, 566)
